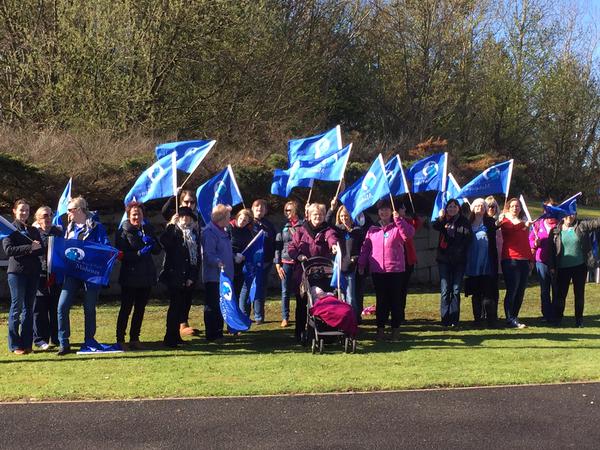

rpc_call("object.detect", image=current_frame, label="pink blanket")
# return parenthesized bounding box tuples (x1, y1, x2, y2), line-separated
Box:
(309, 295, 358, 337)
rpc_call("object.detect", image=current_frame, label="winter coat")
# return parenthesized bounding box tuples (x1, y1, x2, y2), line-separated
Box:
(159, 223, 201, 288)
(227, 220, 254, 277)
(33, 225, 62, 273)
(325, 207, 370, 272)
(287, 222, 338, 262)
(116, 221, 162, 288)
(252, 217, 277, 263)
(201, 221, 234, 283)
(2, 221, 43, 275)
(358, 216, 415, 274)
(64, 218, 110, 246)
(274, 219, 304, 265)
(432, 214, 472, 265)
(548, 218, 600, 270)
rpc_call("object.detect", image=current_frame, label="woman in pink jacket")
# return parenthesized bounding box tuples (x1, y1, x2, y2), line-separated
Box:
(358, 199, 415, 341)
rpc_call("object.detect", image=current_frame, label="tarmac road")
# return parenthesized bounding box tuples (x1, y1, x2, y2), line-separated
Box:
(1, 382, 599, 449)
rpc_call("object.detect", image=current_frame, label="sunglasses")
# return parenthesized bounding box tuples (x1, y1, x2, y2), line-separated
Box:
(40, 213, 51, 218)
(284, 209, 293, 213)
(67, 207, 78, 212)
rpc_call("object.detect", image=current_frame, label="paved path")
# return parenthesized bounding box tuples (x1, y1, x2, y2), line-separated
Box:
(1, 383, 599, 449)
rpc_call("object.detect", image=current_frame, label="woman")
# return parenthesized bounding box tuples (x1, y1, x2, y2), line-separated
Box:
(161, 190, 197, 222)
(227, 208, 253, 304)
(201, 204, 234, 342)
(115, 202, 161, 350)
(358, 199, 415, 341)
(326, 199, 367, 322)
(529, 202, 559, 322)
(288, 203, 338, 342)
(2, 199, 43, 354)
(274, 201, 303, 328)
(56, 196, 110, 355)
(485, 196, 503, 274)
(464, 198, 499, 327)
(32, 206, 62, 350)
(500, 197, 533, 329)
(548, 213, 600, 327)
(159, 207, 201, 347)
(398, 203, 423, 324)
(432, 198, 472, 327)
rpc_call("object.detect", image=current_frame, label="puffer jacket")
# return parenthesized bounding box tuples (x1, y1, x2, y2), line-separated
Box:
(358, 216, 415, 274)
(274, 218, 304, 264)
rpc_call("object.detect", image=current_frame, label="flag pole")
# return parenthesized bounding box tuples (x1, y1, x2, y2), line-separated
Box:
(334, 143, 352, 201)
(171, 152, 179, 215)
(336, 244, 341, 294)
(397, 155, 414, 212)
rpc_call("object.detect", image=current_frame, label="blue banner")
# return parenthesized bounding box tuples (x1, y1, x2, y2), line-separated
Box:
(288, 144, 351, 188)
(339, 154, 391, 221)
(220, 271, 252, 332)
(541, 192, 581, 220)
(458, 160, 513, 199)
(385, 155, 409, 196)
(0, 216, 17, 240)
(241, 231, 265, 303)
(406, 153, 447, 193)
(48, 236, 119, 286)
(124, 152, 177, 205)
(155, 140, 215, 173)
(288, 125, 343, 166)
(196, 165, 244, 224)
(52, 178, 72, 226)
(270, 168, 313, 197)
(430, 173, 464, 221)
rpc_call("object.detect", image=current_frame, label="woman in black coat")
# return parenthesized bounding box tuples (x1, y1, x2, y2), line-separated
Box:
(2, 199, 44, 354)
(159, 207, 201, 347)
(115, 202, 162, 349)
(227, 208, 254, 301)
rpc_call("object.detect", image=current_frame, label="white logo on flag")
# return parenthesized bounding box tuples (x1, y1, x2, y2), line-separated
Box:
(314, 138, 331, 159)
(148, 165, 165, 182)
(65, 247, 85, 261)
(362, 172, 377, 191)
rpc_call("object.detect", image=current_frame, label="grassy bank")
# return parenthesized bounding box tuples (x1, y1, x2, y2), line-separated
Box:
(1, 284, 600, 401)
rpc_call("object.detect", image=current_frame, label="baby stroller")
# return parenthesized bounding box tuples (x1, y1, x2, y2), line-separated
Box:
(300, 256, 357, 354)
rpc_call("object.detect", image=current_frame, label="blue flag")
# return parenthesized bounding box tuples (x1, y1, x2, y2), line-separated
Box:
(288, 125, 343, 166)
(155, 140, 215, 172)
(385, 155, 409, 196)
(270, 168, 313, 197)
(431, 173, 464, 221)
(339, 154, 391, 221)
(241, 230, 265, 303)
(219, 271, 252, 332)
(124, 152, 177, 205)
(48, 236, 119, 286)
(52, 178, 72, 226)
(406, 153, 447, 193)
(196, 165, 244, 224)
(330, 245, 347, 292)
(458, 160, 514, 199)
(0, 215, 17, 240)
(287, 144, 351, 190)
(541, 192, 581, 220)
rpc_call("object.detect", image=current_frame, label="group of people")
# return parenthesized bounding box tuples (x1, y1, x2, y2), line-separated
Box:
(3, 190, 600, 356)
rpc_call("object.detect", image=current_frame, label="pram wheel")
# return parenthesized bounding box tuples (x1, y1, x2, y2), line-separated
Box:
(344, 338, 349, 353)
(351, 339, 357, 353)
(319, 339, 324, 354)
(311, 339, 317, 354)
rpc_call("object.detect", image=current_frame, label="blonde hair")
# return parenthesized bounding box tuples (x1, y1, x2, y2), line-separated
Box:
(484, 196, 500, 220)
(284, 201, 300, 217)
(235, 208, 253, 222)
(468, 198, 486, 222)
(335, 205, 353, 226)
(68, 196, 89, 214)
(211, 204, 232, 223)
(35, 206, 52, 219)
(307, 203, 326, 217)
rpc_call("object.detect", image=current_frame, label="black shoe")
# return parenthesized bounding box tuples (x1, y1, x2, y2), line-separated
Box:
(576, 319, 584, 328)
(57, 346, 71, 356)
(163, 340, 179, 349)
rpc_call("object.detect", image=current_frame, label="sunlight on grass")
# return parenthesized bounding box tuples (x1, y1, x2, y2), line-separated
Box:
(1, 284, 600, 401)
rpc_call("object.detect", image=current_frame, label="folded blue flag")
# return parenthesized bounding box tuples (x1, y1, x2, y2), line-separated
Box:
(242, 231, 265, 303)
(0, 215, 17, 240)
(430, 173, 464, 221)
(155, 140, 215, 173)
(541, 192, 581, 220)
(458, 160, 514, 199)
(385, 155, 409, 196)
(48, 236, 119, 286)
(196, 165, 244, 224)
(220, 271, 252, 332)
(270, 168, 313, 197)
(339, 154, 391, 221)
(406, 153, 447, 193)
(52, 178, 72, 227)
(288, 125, 343, 166)
(77, 338, 124, 354)
(124, 152, 178, 205)
(287, 143, 351, 190)
(330, 245, 347, 292)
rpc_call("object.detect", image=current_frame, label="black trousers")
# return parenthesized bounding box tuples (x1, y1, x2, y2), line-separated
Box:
(165, 286, 194, 344)
(203, 282, 224, 341)
(180, 289, 194, 326)
(555, 263, 587, 323)
(294, 291, 307, 342)
(398, 265, 414, 322)
(117, 286, 151, 342)
(33, 276, 60, 346)
(465, 275, 498, 324)
(372, 272, 406, 329)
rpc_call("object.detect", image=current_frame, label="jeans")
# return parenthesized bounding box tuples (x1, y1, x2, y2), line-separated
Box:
(342, 271, 358, 316)
(33, 276, 60, 346)
(372, 272, 406, 329)
(117, 286, 151, 342)
(57, 276, 101, 348)
(280, 263, 295, 320)
(501, 259, 530, 324)
(555, 263, 587, 324)
(240, 262, 272, 321)
(204, 282, 224, 341)
(438, 262, 465, 326)
(7, 273, 38, 351)
(536, 262, 556, 321)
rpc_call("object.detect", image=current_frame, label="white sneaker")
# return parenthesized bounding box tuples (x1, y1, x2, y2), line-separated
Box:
(38, 342, 50, 350)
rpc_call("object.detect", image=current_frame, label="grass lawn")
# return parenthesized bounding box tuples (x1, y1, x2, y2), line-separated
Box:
(1, 283, 600, 401)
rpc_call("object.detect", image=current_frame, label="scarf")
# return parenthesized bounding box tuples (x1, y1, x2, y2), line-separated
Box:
(178, 224, 198, 266)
